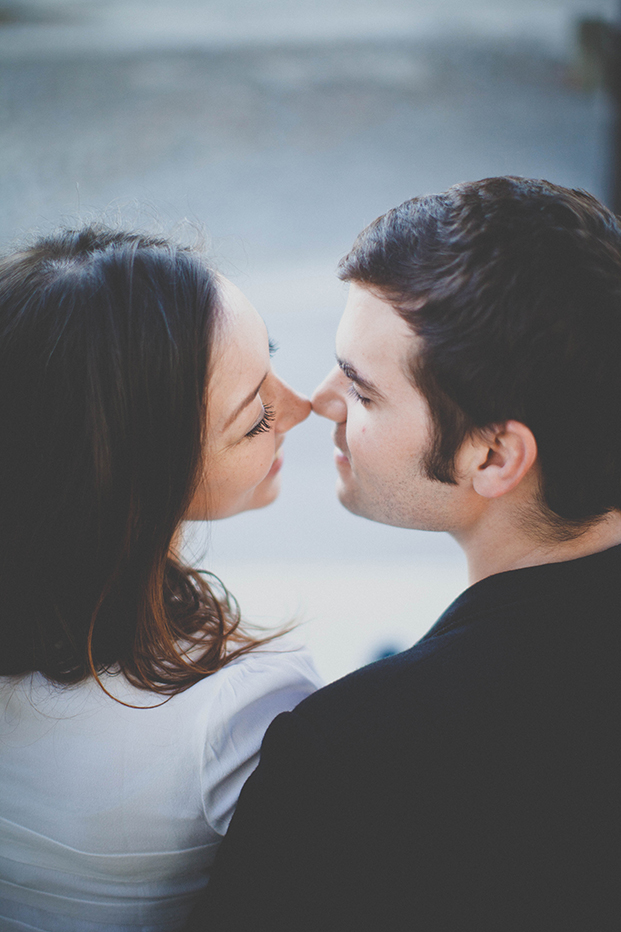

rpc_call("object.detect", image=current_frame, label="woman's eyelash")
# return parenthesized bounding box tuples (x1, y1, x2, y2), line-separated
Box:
(245, 403, 275, 438)
(347, 383, 371, 406)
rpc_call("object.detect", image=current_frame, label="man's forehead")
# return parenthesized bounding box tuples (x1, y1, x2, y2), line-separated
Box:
(337, 283, 417, 377)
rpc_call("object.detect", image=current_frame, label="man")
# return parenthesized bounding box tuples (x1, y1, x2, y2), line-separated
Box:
(187, 177, 621, 931)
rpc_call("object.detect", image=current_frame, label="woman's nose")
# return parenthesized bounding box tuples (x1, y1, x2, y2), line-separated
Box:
(274, 378, 312, 433)
(311, 367, 347, 422)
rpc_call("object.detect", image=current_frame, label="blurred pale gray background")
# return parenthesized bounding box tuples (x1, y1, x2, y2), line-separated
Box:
(1, 0, 617, 679)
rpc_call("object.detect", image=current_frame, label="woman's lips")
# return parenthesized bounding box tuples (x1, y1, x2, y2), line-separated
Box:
(267, 450, 284, 477)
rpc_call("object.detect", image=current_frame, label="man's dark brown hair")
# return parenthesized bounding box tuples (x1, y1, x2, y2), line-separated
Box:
(339, 176, 621, 527)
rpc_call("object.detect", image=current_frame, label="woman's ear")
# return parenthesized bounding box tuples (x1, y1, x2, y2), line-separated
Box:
(470, 421, 538, 499)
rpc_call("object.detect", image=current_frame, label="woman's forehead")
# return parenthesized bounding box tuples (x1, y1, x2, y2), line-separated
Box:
(207, 282, 270, 429)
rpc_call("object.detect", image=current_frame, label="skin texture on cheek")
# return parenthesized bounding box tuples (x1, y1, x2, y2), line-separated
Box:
(186, 278, 310, 522)
(319, 283, 468, 533)
(185, 283, 277, 521)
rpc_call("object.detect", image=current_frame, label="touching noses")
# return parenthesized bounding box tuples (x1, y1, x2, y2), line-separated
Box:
(274, 378, 312, 434)
(311, 366, 348, 422)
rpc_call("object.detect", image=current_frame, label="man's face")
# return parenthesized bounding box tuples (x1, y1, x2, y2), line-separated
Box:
(312, 283, 471, 532)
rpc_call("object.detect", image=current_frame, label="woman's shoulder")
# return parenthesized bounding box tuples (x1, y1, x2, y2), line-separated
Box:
(191, 638, 322, 835)
(82, 636, 324, 740)
(0, 638, 321, 724)
(178, 636, 323, 721)
(218, 635, 322, 685)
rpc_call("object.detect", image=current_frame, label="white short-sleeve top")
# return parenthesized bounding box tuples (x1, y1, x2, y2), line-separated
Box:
(0, 642, 322, 931)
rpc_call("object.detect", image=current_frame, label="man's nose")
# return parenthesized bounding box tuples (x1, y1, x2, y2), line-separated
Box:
(311, 367, 347, 422)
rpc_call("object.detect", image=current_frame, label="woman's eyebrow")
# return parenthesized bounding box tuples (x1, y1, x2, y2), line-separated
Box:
(336, 356, 384, 400)
(223, 372, 268, 430)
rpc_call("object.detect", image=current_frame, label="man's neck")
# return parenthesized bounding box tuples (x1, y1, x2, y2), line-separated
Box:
(457, 509, 621, 586)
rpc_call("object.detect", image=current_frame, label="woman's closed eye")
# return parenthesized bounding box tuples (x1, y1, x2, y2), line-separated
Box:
(245, 403, 275, 438)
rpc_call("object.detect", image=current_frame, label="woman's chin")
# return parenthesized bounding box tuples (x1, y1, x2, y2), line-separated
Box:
(182, 455, 285, 521)
(246, 471, 282, 512)
(242, 453, 285, 512)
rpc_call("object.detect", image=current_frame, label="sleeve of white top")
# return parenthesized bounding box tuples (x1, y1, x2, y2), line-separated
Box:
(199, 643, 323, 837)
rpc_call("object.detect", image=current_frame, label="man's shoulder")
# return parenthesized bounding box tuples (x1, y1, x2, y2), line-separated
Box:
(297, 563, 521, 705)
(290, 590, 500, 749)
(292, 546, 621, 744)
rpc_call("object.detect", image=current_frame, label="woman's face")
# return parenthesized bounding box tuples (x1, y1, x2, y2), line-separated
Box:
(186, 278, 311, 521)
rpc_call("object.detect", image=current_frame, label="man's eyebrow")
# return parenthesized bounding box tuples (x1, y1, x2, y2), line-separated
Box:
(336, 356, 384, 399)
(223, 372, 268, 430)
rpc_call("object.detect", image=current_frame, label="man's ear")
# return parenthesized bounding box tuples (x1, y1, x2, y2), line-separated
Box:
(470, 421, 538, 499)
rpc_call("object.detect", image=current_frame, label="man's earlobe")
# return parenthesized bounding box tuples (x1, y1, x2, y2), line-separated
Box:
(471, 421, 538, 499)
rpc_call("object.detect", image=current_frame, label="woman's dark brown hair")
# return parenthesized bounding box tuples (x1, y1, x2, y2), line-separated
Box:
(0, 224, 266, 695)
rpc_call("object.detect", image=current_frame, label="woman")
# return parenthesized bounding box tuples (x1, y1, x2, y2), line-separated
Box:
(0, 226, 321, 931)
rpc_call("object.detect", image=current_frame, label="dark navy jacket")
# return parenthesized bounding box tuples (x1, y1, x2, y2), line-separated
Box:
(187, 546, 621, 931)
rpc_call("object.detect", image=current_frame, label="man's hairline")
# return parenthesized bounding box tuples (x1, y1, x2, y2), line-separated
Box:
(340, 276, 429, 389)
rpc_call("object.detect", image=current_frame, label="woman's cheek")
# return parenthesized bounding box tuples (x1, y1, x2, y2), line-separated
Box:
(249, 438, 276, 484)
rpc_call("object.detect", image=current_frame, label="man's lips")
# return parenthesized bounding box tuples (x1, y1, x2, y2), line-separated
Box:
(333, 431, 350, 466)
(333, 428, 349, 455)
